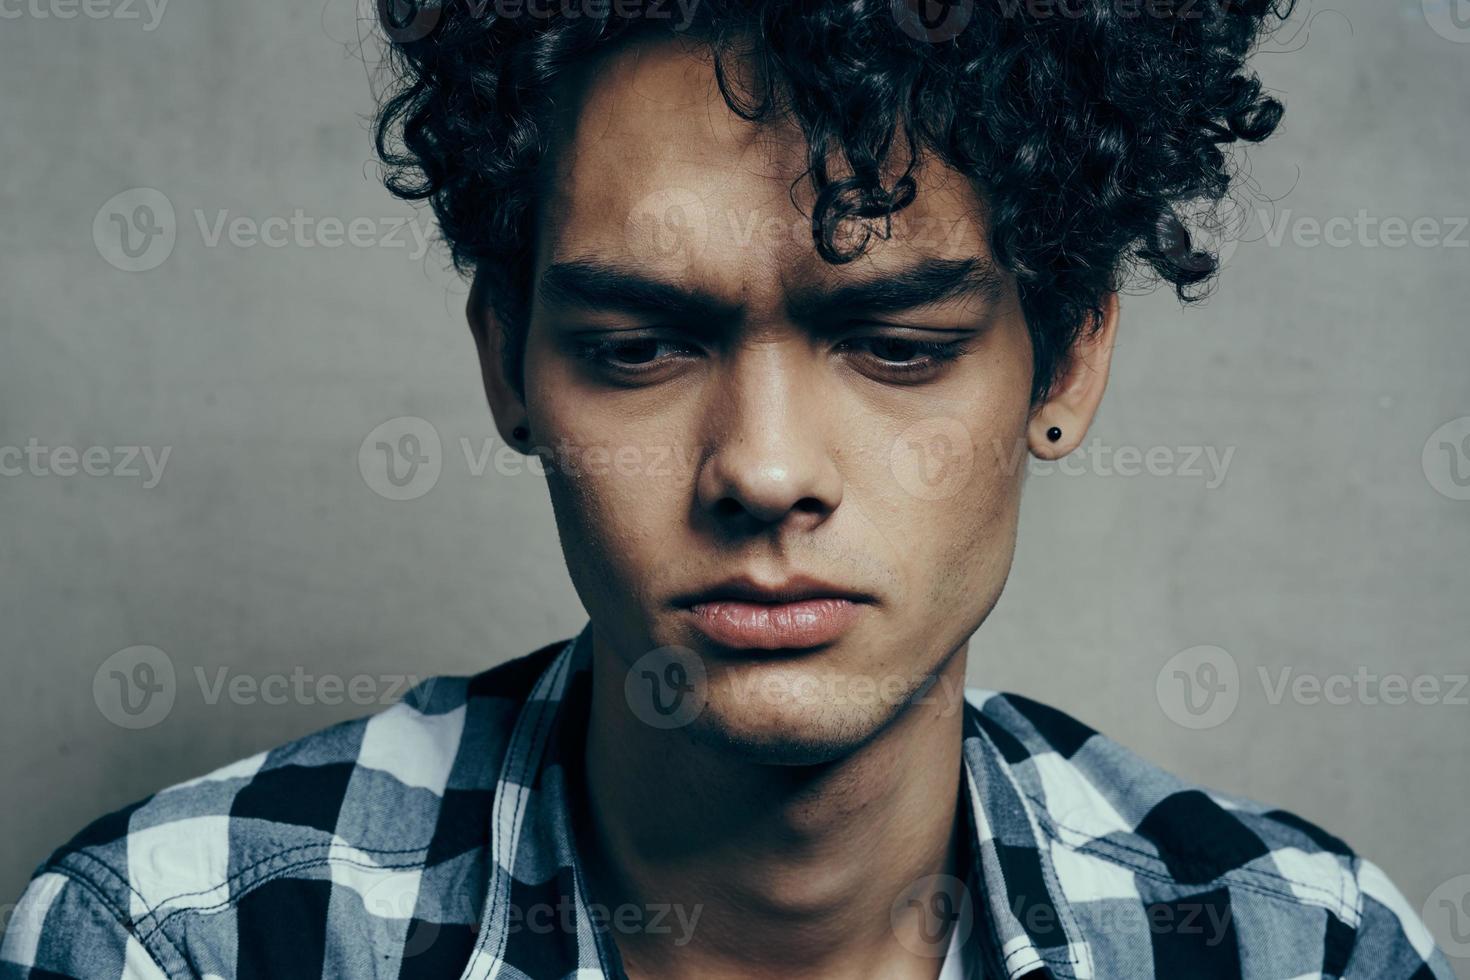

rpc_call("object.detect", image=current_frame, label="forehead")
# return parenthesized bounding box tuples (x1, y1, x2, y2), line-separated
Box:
(536, 33, 991, 307)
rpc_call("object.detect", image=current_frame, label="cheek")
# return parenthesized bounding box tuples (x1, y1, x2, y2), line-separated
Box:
(542, 460, 673, 643)
(933, 460, 1023, 603)
(852, 372, 1030, 620)
(928, 400, 1031, 621)
(534, 415, 695, 611)
(874, 428, 1024, 597)
(543, 452, 677, 577)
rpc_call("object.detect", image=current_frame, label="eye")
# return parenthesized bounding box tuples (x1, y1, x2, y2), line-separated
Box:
(838, 335, 973, 381)
(573, 335, 700, 378)
(570, 331, 972, 384)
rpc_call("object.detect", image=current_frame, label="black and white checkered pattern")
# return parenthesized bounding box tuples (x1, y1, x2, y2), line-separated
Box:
(2, 621, 1454, 978)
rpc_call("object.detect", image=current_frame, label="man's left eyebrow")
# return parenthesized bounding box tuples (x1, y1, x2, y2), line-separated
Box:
(785, 256, 1006, 322)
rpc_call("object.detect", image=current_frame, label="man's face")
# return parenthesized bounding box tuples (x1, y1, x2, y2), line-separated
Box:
(509, 35, 1037, 762)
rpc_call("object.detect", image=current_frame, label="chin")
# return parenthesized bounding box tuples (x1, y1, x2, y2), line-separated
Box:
(685, 671, 906, 767)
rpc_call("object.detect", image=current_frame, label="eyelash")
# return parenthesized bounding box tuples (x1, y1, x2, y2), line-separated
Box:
(838, 336, 974, 378)
(573, 336, 973, 381)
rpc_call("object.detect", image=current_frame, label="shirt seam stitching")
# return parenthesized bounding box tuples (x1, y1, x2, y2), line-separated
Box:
(40, 861, 183, 978)
(1028, 799, 1356, 914)
(133, 853, 432, 942)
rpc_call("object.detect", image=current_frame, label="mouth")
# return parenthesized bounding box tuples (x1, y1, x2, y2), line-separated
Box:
(671, 576, 874, 651)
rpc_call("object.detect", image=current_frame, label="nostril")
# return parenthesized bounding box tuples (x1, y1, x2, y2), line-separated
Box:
(793, 497, 826, 515)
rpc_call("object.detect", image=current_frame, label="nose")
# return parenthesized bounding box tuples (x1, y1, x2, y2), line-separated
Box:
(694, 345, 844, 532)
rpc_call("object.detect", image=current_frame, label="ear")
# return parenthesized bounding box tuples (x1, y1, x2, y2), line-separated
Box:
(466, 268, 531, 451)
(1028, 292, 1119, 460)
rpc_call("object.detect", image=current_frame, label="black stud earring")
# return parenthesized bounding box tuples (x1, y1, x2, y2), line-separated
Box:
(1046, 425, 1062, 443)
(512, 425, 529, 442)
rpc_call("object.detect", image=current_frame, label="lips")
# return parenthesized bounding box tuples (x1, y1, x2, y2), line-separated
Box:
(672, 576, 873, 651)
(685, 598, 864, 650)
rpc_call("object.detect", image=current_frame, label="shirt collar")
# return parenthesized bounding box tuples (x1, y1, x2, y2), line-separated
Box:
(457, 621, 1084, 980)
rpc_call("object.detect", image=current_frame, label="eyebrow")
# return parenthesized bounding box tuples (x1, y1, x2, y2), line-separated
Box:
(786, 255, 1007, 322)
(538, 259, 744, 326)
(536, 254, 1005, 327)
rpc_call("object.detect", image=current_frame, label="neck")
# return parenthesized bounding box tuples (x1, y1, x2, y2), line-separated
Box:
(581, 631, 970, 980)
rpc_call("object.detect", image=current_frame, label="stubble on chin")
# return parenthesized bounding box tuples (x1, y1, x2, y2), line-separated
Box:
(678, 666, 944, 767)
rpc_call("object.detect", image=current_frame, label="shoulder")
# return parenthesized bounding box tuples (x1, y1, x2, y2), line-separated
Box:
(965, 687, 1356, 882)
(962, 688, 1454, 977)
(3, 638, 568, 977)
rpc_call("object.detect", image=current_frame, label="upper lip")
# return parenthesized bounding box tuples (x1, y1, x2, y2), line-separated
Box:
(673, 574, 874, 607)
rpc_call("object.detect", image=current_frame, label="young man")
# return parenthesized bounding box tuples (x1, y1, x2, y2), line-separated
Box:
(3, 0, 1453, 977)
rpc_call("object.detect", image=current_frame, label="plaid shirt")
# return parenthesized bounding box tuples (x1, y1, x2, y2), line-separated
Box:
(3, 621, 1453, 979)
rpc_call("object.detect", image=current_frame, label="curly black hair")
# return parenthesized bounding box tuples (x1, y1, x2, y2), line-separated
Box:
(373, 0, 1294, 404)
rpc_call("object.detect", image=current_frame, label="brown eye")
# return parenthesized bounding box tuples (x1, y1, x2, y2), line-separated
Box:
(574, 336, 701, 379)
(604, 339, 661, 365)
(867, 337, 929, 363)
(839, 335, 973, 381)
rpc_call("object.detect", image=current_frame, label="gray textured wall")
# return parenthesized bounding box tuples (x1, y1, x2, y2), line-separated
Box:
(1, 0, 1467, 970)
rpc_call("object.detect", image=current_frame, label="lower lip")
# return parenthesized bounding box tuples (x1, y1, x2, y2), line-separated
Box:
(683, 598, 864, 650)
